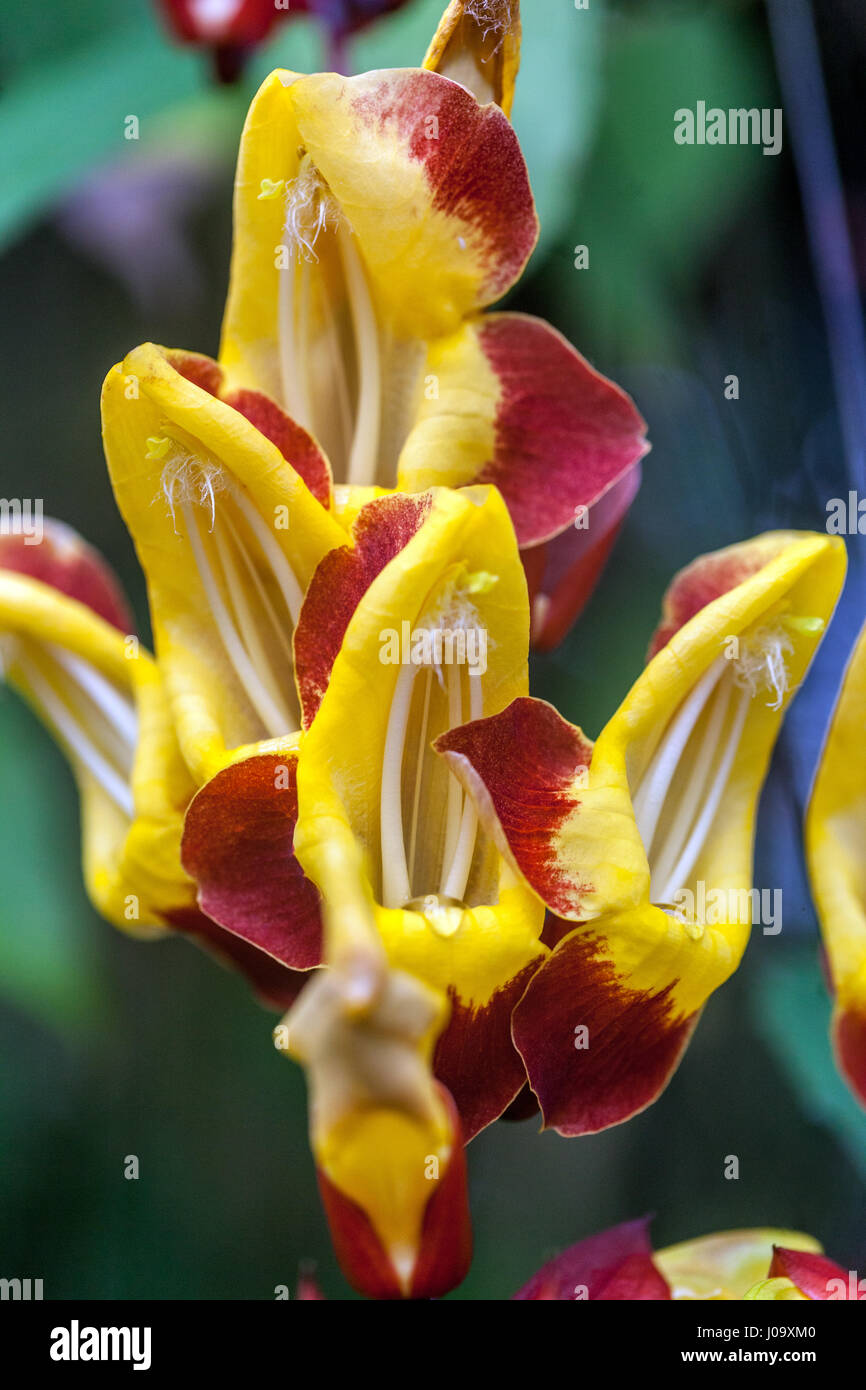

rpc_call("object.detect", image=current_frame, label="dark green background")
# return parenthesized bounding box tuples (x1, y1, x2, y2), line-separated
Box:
(1, 0, 864, 1298)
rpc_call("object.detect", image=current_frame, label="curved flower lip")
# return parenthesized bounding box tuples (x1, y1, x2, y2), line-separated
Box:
(438, 532, 846, 1134)
(423, 0, 522, 118)
(293, 484, 546, 1138)
(176, 492, 431, 987)
(805, 619, 866, 1107)
(0, 535, 184, 935)
(101, 342, 346, 785)
(0, 522, 303, 1006)
(0, 517, 133, 633)
(221, 63, 538, 377)
(180, 745, 324, 973)
(444, 532, 847, 934)
(396, 314, 649, 551)
(219, 38, 644, 646)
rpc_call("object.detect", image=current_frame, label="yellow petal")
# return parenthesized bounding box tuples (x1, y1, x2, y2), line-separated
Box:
(101, 342, 345, 784)
(656, 1229, 821, 1301)
(806, 619, 866, 1103)
(0, 571, 195, 934)
(293, 484, 544, 1007)
(220, 66, 537, 413)
(558, 532, 846, 1014)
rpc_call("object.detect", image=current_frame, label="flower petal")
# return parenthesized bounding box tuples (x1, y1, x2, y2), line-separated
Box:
(0, 517, 133, 633)
(315, 1081, 471, 1299)
(769, 1246, 855, 1300)
(511, 919, 700, 1135)
(435, 696, 595, 916)
(293, 486, 545, 1136)
(0, 565, 172, 933)
(222, 65, 537, 373)
(514, 1217, 669, 1301)
(423, 0, 522, 117)
(181, 750, 324, 971)
(806, 620, 866, 1108)
(397, 314, 647, 549)
(440, 535, 846, 1131)
(430, 965, 537, 1142)
(656, 1229, 821, 1301)
(526, 465, 643, 650)
(102, 342, 345, 783)
(283, 927, 470, 1299)
(647, 532, 808, 658)
(294, 491, 433, 728)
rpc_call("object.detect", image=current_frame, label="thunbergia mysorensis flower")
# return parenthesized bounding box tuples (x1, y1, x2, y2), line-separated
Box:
(513, 1219, 860, 1301)
(806, 619, 866, 1107)
(437, 531, 846, 1134)
(101, 342, 346, 785)
(278, 841, 470, 1299)
(218, 0, 649, 649)
(0, 521, 301, 1007)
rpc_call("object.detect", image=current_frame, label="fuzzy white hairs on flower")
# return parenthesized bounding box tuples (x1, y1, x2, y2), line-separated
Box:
(282, 163, 343, 263)
(160, 451, 225, 534)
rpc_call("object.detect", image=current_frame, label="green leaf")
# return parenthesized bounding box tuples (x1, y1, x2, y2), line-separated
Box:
(0, 16, 203, 249)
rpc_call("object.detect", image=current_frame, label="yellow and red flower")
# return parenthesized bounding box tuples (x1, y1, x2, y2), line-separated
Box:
(806, 619, 866, 1107)
(218, 0, 648, 648)
(278, 827, 470, 1298)
(437, 531, 845, 1132)
(170, 480, 844, 1144)
(0, 519, 300, 1007)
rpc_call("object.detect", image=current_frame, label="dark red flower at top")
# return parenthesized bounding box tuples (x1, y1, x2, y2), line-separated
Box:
(158, 0, 412, 81)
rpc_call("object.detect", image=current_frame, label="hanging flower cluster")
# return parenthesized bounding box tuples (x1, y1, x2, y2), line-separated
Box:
(2, 0, 860, 1300)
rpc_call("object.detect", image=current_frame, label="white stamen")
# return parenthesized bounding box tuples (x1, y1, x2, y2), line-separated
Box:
(653, 688, 751, 903)
(277, 257, 313, 431)
(340, 225, 382, 488)
(211, 522, 296, 733)
(632, 656, 726, 854)
(440, 663, 465, 874)
(648, 676, 733, 900)
(440, 673, 483, 902)
(230, 487, 303, 626)
(407, 666, 434, 895)
(161, 452, 222, 533)
(220, 505, 296, 674)
(49, 646, 138, 749)
(15, 652, 134, 816)
(181, 501, 291, 738)
(734, 624, 793, 710)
